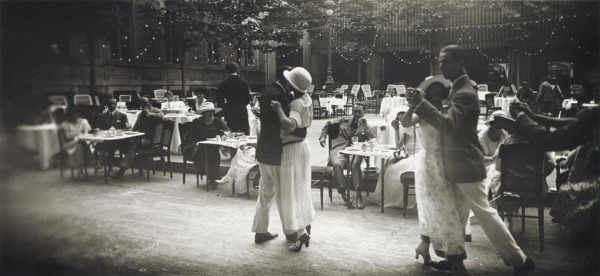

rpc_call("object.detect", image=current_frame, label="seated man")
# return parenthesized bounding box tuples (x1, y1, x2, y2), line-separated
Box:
(94, 98, 129, 167)
(111, 96, 165, 178)
(319, 103, 376, 209)
(488, 114, 554, 198)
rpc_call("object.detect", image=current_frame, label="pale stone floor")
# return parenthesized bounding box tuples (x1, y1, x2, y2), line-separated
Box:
(2, 114, 586, 276)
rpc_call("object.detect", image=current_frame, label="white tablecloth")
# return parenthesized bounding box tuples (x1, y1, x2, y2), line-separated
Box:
(379, 97, 408, 117)
(161, 101, 186, 110)
(17, 124, 60, 169)
(165, 114, 199, 154)
(124, 111, 197, 154)
(494, 97, 518, 113)
(478, 92, 491, 101)
(319, 97, 346, 114)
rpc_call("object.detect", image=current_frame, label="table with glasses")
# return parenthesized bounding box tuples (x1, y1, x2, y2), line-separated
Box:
(196, 135, 258, 193)
(319, 96, 346, 115)
(161, 101, 187, 110)
(123, 110, 197, 154)
(379, 96, 408, 117)
(17, 123, 60, 169)
(478, 92, 492, 101)
(339, 146, 399, 213)
(494, 96, 519, 113)
(77, 131, 145, 184)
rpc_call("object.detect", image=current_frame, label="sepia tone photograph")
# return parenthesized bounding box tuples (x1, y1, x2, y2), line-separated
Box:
(1, 0, 598, 275)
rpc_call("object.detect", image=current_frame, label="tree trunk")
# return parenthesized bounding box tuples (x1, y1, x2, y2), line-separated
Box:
(180, 44, 186, 98)
(88, 36, 96, 99)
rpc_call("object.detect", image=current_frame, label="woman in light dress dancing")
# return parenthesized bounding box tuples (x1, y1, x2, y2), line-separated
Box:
(402, 76, 470, 272)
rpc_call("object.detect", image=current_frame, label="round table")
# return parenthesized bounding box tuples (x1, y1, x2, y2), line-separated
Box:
(17, 124, 60, 169)
(319, 97, 346, 114)
(165, 114, 199, 154)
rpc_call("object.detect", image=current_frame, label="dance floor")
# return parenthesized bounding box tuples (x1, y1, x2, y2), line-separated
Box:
(0, 167, 584, 275)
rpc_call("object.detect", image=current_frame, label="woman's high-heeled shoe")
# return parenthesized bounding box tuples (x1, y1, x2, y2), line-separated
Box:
(289, 234, 310, 252)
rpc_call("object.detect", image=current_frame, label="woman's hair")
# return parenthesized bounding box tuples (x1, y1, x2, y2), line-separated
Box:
(424, 82, 449, 102)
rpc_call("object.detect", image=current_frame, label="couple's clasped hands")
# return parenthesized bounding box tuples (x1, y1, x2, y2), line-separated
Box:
(508, 102, 534, 118)
(405, 88, 425, 106)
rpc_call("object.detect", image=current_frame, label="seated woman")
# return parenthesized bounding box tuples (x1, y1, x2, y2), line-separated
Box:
(181, 102, 230, 190)
(478, 110, 509, 193)
(369, 106, 420, 208)
(59, 107, 95, 176)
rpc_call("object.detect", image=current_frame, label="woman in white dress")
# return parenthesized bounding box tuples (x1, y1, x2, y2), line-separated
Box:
(59, 107, 95, 176)
(370, 106, 420, 208)
(270, 67, 315, 252)
(402, 76, 469, 271)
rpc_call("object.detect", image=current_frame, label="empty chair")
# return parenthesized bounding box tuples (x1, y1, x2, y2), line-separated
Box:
(350, 85, 360, 97)
(154, 89, 168, 100)
(484, 93, 502, 119)
(361, 84, 373, 101)
(386, 84, 396, 96)
(477, 84, 489, 92)
(311, 95, 328, 118)
(73, 95, 93, 106)
(396, 85, 407, 96)
(339, 84, 349, 93)
(49, 95, 68, 106)
(119, 95, 132, 102)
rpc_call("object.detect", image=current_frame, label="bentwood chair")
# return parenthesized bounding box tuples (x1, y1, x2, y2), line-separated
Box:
(153, 89, 167, 100)
(496, 143, 546, 252)
(180, 121, 204, 187)
(136, 120, 173, 181)
(484, 93, 502, 119)
(73, 95, 93, 106)
(311, 95, 328, 118)
(400, 171, 416, 217)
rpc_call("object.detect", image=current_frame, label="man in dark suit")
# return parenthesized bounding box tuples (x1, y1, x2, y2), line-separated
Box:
(216, 61, 251, 134)
(536, 78, 563, 116)
(252, 65, 292, 244)
(112, 96, 164, 178)
(94, 98, 129, 167)
(406, 45, 534, 275)
(96, 98, 128, 130)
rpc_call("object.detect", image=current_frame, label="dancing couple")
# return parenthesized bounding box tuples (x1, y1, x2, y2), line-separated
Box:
(252, 66, 315, 252)
(404, 45, 535, 275)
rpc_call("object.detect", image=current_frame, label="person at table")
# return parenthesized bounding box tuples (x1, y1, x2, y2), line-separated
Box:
(59, 107, 95, 177)
(96, 98, 128, 130)
(192, 88, 210, 111)
(94, 98, 129, 168)
(369, 106, 420, 208)
(216, 61, 251, 135)
(402, 76, 470, 270)
(517, 81, 535, 108)
(318, 103, 376, 209)
(111, 96, 165, 178)
(181, 102, 230, 190)
(509, 69, 599, 272)
(484, 114, 554, 199)
(478, 110, 509, 193)
(270, 67, 315, 252)
(536, 77, 563, 116)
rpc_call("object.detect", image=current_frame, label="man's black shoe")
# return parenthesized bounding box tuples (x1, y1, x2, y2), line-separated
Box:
(514, 258, 535, 275)
(255, 232, 278, 244)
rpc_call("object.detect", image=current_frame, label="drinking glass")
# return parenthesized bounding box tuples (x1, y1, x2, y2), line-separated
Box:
(351, 136, 358, 145)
